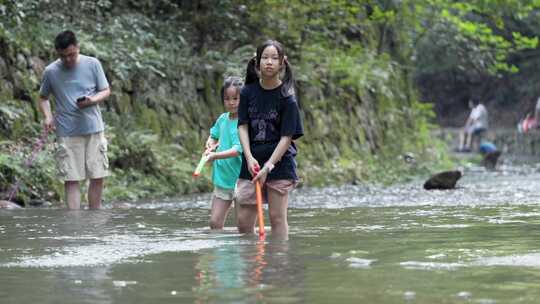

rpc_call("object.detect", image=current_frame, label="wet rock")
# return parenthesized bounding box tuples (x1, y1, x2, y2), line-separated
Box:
(12, 70, 32, 102)
(16, 53, 27, 70)
(403, 291, 416, 301)
(481, 151, 501, 170)
(0, 57, 7, 79)
(112, 202, 133, 209)
(1, 80, 13, 95)
(402, 152, 417, 166)
(29, 56, 46, 77)
(423, 170, 462, 190)
(0, 200, 23, 209)
(27, 199, 52, 208)
(456, 291, 472, 300)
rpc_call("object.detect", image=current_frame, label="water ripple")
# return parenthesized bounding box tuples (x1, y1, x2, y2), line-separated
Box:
(2, 235, 244, 268)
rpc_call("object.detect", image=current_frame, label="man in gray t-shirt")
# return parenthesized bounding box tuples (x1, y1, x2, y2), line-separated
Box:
(39, 30, 111, 210)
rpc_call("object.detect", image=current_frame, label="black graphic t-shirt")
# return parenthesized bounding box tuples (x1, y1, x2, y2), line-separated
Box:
(238, 82, 304, 180)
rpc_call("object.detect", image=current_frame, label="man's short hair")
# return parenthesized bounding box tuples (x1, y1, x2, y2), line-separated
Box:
(54, 30, 78, 50)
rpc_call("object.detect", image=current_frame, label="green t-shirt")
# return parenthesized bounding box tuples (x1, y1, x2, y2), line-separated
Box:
(210, 113, 243, 189)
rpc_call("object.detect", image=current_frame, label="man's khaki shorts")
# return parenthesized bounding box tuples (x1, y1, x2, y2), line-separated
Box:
(235, 179, 296, 205)
(54, 132, 110, 181)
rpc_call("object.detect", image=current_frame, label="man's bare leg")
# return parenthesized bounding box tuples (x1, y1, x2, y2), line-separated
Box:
(88, 178, 104, 210)
(65, 181, 81, 210)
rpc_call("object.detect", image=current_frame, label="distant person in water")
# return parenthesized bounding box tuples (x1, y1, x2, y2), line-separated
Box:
(517, 113, 536, 134)
(516, 97, 539, 134)
(531, 96, 540, 130)
(458, 98, 488, 152)
(479, 141, 497, 154)
(479, 141, 501, 169)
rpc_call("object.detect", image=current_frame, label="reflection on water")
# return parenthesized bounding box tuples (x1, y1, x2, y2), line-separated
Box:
(193, 238, 303, 303)
(55, 267, 113, 304)
(193, 243, 247, 303)
(3, 161, 540, 303)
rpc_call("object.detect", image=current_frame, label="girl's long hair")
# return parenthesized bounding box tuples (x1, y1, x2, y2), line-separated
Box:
(245, 40, 295, 97)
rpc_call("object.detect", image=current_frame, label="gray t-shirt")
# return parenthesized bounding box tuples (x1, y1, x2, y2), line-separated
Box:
(39, 55, 109, 137)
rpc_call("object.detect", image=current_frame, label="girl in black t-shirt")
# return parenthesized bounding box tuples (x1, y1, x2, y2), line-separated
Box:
(236, 40, 304, 240)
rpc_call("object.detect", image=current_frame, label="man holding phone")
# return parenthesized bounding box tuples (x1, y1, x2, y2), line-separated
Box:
(39, 30, 111, 210)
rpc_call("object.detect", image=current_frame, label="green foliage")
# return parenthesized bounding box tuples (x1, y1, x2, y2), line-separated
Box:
(104, 128, 211, 201)
(0, 136, 60, 204)
(0, 98, 37, 140)
(0, 0, 467, 203)
(290, 30, 447, 187)
(410, 0, 540, 77)
(0, 102, 25, 134)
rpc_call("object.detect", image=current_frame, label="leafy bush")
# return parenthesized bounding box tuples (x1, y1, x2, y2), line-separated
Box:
(0, 135, 60, 205)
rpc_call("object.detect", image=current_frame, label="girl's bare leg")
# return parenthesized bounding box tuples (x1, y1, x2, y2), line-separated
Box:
(267, 188, 289, 240)
(237, 204, 257, 234)
(209, 196, 232, 229)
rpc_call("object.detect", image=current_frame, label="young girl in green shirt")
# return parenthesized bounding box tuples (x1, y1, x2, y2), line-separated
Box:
(204, 77, 244, 229)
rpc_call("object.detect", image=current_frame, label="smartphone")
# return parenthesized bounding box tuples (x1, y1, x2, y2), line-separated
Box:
(76, 96, 86, 103)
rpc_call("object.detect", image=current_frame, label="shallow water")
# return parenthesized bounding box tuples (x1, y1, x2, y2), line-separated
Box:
(2, 160, 540, 303)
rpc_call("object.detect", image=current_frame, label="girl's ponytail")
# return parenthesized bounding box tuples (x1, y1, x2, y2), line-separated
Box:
(245, 56, 259, 85)
(281, 57, 295, 97)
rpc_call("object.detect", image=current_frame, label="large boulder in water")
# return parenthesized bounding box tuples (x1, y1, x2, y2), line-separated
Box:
(0, 200, 22, 209)
(423, 171, 462, 190)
